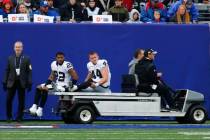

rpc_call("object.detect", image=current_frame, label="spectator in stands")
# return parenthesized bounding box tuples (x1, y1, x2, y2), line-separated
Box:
(53, 0, 67, 9)
(123, 0, 133, 12)
(169, 4, 190, 24)
(59, 0, 84, 22)
(21, 0, 34, 21)
(140, 0, 167, 23)
(23, 0, 32, 10)
(167, 0, 199, 23)
(128, 48, 144, 75)
(33, 0, 59, 20)
(0, 0, 14, 18)
(127, 9, 142, 23)
(96, 0, 115, 14)
(47, 0, 59, 13)
(16, 3, 29, 13)
(108, 0, 129, 22)
(30, 0, 40, 12)
(0, 0, 3, 8)
(83, 0, 102, 21)
(80, 0, 86, 10)
(152, 10, 166, 23)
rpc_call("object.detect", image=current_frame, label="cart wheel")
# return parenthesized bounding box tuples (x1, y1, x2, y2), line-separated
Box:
(61, 112, 74, 124)
(73, 105, 95, 124)
(187, 105, 207, 124)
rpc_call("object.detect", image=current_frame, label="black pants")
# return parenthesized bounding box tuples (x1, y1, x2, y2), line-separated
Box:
(33, 88, 48, 108)
(155, 84, 174, 108)
(6, 80, 25, 120)
(138, 82, 174, 108)
(75, 79, 93, 92)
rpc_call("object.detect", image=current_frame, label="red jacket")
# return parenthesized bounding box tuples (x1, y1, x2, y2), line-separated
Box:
(145, 0, 165, 11)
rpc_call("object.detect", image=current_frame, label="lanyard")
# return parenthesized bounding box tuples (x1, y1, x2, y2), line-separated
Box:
(15, 55, 23, 69)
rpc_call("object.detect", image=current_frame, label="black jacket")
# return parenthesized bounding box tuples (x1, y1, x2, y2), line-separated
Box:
(60, 2, 84, 21)
(135, 57, 159, 86)
(3, 55, 32, 89)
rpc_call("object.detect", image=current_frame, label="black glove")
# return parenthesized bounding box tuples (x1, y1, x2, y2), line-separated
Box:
(3, 83, 7, 91)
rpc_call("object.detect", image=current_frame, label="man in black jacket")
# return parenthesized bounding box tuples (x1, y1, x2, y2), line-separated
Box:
(135, 48, 174, 109)
(59, 0, 83, 22)
(3, 41, 32, 122)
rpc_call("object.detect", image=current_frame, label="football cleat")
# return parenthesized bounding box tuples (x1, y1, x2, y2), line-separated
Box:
(70, 85, 78, 92)
(29, 104, 38, 115)
(36, 107, 43, 117)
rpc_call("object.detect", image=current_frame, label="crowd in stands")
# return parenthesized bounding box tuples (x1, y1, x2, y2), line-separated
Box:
(0, 0, 209, 23)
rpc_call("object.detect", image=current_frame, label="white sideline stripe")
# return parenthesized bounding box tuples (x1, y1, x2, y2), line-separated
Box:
(178, 132, 210, 136)
(203, 137, 210, 139)
(18, 126, 54, 129)
(0, 126, 54, 129)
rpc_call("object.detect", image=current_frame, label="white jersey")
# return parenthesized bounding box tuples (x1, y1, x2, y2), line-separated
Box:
(51, 61, 73, 87)
(87, 59, 111, 87)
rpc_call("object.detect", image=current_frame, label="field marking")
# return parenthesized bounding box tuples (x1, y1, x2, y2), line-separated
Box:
(0, 126, 55, 129)
(203, 137, 210, 139)
(178, 132, 210, 136)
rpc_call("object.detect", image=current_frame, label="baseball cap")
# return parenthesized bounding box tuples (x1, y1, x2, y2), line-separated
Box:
(40, 0, 48, 7)
(144, 49, 158, 56)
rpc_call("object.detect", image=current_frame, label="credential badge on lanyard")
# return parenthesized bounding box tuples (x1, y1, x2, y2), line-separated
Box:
(15, 56, 23, 76)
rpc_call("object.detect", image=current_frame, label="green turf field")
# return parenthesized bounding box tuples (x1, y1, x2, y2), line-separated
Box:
(0, 121, 210, 140)
(1, 129, 210, 140)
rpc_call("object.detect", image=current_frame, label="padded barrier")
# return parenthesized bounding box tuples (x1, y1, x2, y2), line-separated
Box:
(0, 23, 209, 120)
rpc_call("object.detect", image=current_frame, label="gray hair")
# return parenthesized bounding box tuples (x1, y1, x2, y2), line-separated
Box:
(14, 41, 23, 48)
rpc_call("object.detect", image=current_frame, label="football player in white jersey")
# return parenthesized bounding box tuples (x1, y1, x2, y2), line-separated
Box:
(29, 52, 78, 117)
(72, 51, 111, 93)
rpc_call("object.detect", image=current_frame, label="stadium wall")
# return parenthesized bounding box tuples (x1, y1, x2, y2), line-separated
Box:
(0, 23, 209, 120)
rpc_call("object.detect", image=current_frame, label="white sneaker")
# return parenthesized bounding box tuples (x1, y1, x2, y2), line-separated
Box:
(70, 85, 78, 92)
(29, 104, 37, 115)
(36, 107, 43, 117)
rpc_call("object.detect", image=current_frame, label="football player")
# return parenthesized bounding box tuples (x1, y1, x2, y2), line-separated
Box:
(71, 51, 111, 93)
(29, 52, 78, 117)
